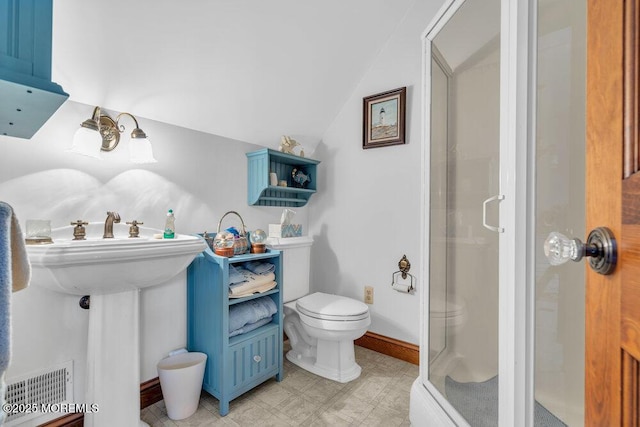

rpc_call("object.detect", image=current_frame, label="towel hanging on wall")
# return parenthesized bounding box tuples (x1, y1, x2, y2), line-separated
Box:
(0, 201, 31, 424)
(2, 204, 31, 292)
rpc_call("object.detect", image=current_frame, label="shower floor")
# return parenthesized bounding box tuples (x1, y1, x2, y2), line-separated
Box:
(445, 375, 567, 427)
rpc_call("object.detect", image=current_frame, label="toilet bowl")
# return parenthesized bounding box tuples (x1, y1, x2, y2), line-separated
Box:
(430, 298, 467, 332)
(429, 297, 467, 366)
(284, 292, 370, 383)
(266, 236, 371, 382)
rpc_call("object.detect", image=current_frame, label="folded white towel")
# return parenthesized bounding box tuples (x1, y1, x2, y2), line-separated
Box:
(229, 281, 277, 298)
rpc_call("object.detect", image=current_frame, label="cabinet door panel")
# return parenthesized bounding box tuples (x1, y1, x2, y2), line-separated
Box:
(228, 325, 280, 393)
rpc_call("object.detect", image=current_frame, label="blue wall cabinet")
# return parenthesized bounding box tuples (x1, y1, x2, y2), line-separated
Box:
(0, 0, 68, 138)
(247, 148, 320, 207)
(187, 242, 283, 416)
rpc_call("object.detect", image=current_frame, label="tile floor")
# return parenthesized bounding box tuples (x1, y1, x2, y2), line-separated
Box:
(141, 344, 418, 426)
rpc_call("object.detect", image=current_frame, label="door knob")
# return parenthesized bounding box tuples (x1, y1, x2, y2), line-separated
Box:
(544, 227, 617, 275)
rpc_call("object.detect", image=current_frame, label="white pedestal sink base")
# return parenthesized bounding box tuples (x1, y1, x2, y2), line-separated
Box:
(25, 226, 207, 426)
(84, 290, 148, 426)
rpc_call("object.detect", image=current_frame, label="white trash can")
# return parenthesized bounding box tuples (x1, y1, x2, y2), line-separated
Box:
(157, 352, 207, 420)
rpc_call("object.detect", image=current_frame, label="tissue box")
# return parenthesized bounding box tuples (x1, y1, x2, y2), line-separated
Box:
(269, 224, 302, 238)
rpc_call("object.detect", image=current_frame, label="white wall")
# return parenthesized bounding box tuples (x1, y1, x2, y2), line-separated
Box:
(310, 0, 445, 345)
(51, 0, 415, 148)
(0, 100, 306, 411)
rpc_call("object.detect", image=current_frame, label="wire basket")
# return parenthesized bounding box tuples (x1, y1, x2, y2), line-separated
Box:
(217, 211, 249, 255)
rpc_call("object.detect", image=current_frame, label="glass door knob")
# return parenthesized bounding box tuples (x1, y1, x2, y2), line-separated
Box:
(544, 227, 617, 275)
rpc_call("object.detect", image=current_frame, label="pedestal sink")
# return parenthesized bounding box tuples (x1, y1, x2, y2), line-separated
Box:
(27, 223, 206, 427)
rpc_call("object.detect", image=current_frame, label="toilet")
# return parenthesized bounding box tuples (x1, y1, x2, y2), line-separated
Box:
(267, 236, 371, 383)
(430, 298, 467, 334)
(428, 296, 467, 366)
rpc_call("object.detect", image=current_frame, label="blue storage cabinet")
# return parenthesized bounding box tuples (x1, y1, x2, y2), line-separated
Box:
(187, 242, 283, 416)
(246, 148, 320, 207)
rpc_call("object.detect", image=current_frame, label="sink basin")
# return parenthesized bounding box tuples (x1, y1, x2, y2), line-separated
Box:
(26, 222, 207, 426)
(27, 222, 207, 295)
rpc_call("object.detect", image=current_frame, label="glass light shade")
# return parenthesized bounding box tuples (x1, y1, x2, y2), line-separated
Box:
(129, 136, 157, 164)
(250, 229, 267, 245)
(67, 127, 103, 159)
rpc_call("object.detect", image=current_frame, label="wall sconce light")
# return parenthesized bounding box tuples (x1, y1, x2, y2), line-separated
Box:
(68, 106, 157, 163)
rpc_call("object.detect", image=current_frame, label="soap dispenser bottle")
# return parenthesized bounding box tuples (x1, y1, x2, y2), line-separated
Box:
(164, 209, 175, 238)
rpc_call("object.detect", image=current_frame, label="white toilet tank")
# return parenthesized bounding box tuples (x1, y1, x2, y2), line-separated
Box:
(266, 236, 313, 302)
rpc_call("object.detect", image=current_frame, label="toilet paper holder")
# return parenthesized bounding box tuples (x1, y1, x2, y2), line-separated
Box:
(391, 255, 415, 293)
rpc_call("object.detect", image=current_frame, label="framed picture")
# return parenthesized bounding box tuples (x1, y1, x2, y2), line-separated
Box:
(362, 87, 406, 149)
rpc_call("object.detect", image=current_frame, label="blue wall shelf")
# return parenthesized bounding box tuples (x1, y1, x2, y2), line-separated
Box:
(246, 148, 320, 207)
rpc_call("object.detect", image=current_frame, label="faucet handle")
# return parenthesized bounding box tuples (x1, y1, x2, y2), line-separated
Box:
(126, 220, 143, 238)
(70, 220, 89, 240)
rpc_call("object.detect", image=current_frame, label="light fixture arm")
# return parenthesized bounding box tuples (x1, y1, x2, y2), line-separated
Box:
(83, 107, 148, 152)
(78, 106, 101, 132)
(113, 112, 147, 139)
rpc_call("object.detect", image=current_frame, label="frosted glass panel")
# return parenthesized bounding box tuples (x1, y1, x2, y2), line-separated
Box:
(428, 0, 500, 424)
(534, 0, 586, 425)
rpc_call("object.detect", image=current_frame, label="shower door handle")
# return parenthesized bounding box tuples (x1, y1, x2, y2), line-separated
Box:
(544, 227, 617, 275)
(482, 195, 504, 233)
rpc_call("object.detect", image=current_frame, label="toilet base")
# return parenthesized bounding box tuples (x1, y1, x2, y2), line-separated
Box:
(286, 340, 362, 383)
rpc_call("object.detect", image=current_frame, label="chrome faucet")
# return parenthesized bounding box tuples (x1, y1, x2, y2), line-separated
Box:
(103, 211, 121, 238)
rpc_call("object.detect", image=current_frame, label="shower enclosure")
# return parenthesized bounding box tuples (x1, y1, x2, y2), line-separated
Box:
(411, 0, 585, 425)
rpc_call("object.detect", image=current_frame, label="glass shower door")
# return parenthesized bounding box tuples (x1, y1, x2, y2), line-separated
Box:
(428, 0, 501, 424)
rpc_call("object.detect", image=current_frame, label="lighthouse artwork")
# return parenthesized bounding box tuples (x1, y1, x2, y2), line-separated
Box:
(362, 86, 406, 149)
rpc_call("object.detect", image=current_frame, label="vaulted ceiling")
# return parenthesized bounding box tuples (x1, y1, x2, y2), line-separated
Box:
(52, 0, 414, 147)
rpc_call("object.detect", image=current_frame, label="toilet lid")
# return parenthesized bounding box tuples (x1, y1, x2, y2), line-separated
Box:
(296, 292, 369, 321)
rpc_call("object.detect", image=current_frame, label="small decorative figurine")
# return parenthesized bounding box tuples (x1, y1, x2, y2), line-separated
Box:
(291, 168, 311, 188)
(279, 135, 305, 157)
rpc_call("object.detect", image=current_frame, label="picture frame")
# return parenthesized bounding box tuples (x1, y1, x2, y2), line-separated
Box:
(362, 86, 406, 149)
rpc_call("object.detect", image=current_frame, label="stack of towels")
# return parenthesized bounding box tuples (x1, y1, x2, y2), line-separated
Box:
(228, 261, 277, 298)
(229, 296, 277, 337)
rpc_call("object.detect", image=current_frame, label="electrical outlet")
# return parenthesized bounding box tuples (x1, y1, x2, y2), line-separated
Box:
(364, 286, 374, 304)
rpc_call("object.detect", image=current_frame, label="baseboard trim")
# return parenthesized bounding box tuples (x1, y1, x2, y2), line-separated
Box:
(38, 413, 83, 427)
(355, 331, 419, 365)
(140, 377, 164, 409)
(38, 378, 163, 427)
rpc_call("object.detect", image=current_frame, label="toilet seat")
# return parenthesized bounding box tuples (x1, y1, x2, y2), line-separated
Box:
(296, 292, 369, 321)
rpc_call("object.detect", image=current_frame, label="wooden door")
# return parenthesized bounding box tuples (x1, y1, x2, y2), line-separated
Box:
(586, 0, 640, 424)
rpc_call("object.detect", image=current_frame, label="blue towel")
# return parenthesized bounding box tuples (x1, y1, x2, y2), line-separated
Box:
(0, 203, 10, 425)
(243, 261, 275, 275)
(228, 296, 277, 333)
(228, 264, 246, 285)
(0, 202, 30, 425)
(229, 315, 273, 337)
(229, 262, 275, 285)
